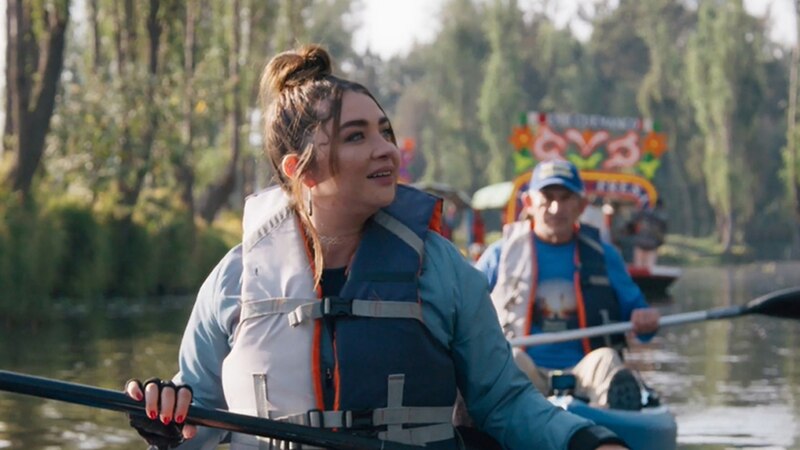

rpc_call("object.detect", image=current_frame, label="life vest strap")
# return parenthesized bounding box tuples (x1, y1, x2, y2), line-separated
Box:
(588, 275, 611, 286)
(373, 210, 424, 256)
(241, 297, 318, 322)
(379, 423, 455, 446)
(272, 405, 454, 428)
(287, 297, 423, 327)
(267, 375, 455, 447)
(577, 231, 604, 255)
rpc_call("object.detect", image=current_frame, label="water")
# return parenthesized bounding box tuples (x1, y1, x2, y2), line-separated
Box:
(628, 262, 800, 450)
(1, 262, 799, 449)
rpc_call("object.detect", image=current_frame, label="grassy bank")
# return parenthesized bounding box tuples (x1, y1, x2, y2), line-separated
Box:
(0, 190, 241, 322)
(657, 234, 767, 266)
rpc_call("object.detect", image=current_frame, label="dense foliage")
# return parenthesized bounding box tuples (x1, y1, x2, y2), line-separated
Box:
(2, 0, 799, 310)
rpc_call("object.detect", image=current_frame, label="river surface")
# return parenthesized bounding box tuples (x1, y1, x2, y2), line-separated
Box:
(1, 262, 799, 449)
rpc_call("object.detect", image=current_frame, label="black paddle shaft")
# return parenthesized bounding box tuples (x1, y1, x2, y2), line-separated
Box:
(0, 370, 422, 450)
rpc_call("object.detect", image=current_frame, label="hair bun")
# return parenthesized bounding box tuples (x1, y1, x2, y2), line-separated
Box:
(264, 44, 332, 94)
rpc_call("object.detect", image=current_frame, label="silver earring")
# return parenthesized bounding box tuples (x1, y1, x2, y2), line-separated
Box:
(306, 189, 313, 216)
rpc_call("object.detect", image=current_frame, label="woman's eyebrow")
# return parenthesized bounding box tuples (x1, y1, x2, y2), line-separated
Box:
(340, 119, 366, 129)
(340, 116, 389, 130)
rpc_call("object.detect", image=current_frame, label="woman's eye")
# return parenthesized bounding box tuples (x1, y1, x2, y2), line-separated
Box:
(344, 131, 364, 143)
(381, 127, 395, 140)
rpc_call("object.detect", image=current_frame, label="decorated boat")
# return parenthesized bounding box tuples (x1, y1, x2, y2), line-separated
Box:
(472, 111, 682, 296)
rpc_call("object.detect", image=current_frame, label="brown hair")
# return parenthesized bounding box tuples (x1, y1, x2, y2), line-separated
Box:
(259, 44, 391, 287)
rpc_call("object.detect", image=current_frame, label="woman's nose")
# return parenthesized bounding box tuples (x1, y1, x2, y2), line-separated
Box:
(373, 138, 399, 159)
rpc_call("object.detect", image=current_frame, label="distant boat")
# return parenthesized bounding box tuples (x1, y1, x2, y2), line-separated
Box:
(627, 265, 681, 297)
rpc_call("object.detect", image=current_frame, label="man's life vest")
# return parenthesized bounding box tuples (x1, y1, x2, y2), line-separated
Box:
(221, 185, 459, 449)
(491, 221, 625, 355)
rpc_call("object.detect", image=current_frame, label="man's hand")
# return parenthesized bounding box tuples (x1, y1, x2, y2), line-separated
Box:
(630, 308, 660, 334)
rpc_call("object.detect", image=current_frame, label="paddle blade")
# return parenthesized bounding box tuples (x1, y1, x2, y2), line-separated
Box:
(744, 286, 800, 319)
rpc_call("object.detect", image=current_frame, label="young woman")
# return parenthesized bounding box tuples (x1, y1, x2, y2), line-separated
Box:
(125, 45, 628, 450)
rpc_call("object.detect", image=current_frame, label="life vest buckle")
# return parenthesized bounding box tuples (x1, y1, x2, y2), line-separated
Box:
(322, 296, 352, 317)
(348, 409, 374, 429)
(306, 409, 324, 427)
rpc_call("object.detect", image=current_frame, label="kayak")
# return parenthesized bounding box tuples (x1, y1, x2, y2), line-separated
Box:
(549, 394, 677, 450)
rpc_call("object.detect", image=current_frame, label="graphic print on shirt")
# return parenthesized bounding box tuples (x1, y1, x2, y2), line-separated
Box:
(534, 279, 576, 332)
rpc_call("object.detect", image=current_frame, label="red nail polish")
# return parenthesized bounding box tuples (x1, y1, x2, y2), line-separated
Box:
(175, 415, 184, 424)
(135, 392, 143, 401)
(161, 416, 171, 425)
(148, 410, 157, 420)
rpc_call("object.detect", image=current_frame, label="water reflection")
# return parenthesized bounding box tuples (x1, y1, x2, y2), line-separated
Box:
(0, 296, 191, 449)
(1, 263, 799, 449)
(628, 262, 800, 450)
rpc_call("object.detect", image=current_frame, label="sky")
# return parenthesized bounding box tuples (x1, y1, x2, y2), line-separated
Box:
(353, 0, 799, 60)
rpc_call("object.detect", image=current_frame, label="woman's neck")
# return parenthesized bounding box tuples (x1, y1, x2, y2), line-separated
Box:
(318, 232, 361, 268)
(311, 211, 366, 268)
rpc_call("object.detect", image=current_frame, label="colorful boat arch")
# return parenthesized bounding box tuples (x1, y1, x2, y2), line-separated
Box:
(504, 170, 659, 224)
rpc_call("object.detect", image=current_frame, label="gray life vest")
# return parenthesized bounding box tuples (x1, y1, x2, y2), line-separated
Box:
(221, 186, 459, 449)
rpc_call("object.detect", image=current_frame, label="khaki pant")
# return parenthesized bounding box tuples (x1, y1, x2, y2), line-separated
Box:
(513, 347, 625, 406)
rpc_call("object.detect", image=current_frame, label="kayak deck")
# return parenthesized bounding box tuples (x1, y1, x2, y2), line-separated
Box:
(551, 395, 677, 450)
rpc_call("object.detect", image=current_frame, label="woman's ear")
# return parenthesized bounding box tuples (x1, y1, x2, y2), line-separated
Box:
(282, 154, 318, 188)
(301, 176, 317, 188)
(280, 154, 299, 179)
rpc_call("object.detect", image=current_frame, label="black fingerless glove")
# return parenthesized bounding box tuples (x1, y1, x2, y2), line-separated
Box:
(126, 378, 191, 450)
(129, 412, 185, 449)
(568, 425, 628, 450)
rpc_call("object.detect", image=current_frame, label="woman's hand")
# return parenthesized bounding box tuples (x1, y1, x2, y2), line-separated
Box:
(125, 378, 197, 446)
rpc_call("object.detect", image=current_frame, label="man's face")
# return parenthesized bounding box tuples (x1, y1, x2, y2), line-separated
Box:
(527, 185, 587, 244)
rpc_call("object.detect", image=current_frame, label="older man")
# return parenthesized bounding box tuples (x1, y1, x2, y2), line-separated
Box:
(475, 160, 660, 410)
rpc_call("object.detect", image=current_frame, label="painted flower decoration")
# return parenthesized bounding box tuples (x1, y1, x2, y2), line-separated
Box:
(642, 132, 668, 158)
(509, 125, 535, 151)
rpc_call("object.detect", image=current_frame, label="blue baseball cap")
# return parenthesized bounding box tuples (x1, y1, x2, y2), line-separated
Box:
(529, 160, 585, 195)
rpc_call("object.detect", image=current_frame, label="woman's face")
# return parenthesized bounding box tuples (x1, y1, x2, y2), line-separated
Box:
(309, 90, 399, 218)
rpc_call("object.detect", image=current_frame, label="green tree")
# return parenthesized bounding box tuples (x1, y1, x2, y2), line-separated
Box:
(385, 0, 489, 191)
(784, 0, 800, 253)
(514, 14, 589, 120)
(3, 0, 70, 199)
(635, 0, 705, 234)
(479, 0, 524, 183)
(686, 0, 765, 251)
(583, 0, 650, 116)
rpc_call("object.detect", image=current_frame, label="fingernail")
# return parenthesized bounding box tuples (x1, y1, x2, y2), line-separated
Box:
(135, 392, 143, 401)
(161, 415, 172, 425)
(175, 415, 184, 424)
(148, 410, 157, 420)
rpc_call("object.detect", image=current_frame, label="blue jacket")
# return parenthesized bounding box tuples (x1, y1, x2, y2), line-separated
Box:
(171, 192, 596, 450)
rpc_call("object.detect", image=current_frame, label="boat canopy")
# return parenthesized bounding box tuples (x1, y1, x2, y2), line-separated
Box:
(472, 170, 659, 224)
(471, 181, 515, 211)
